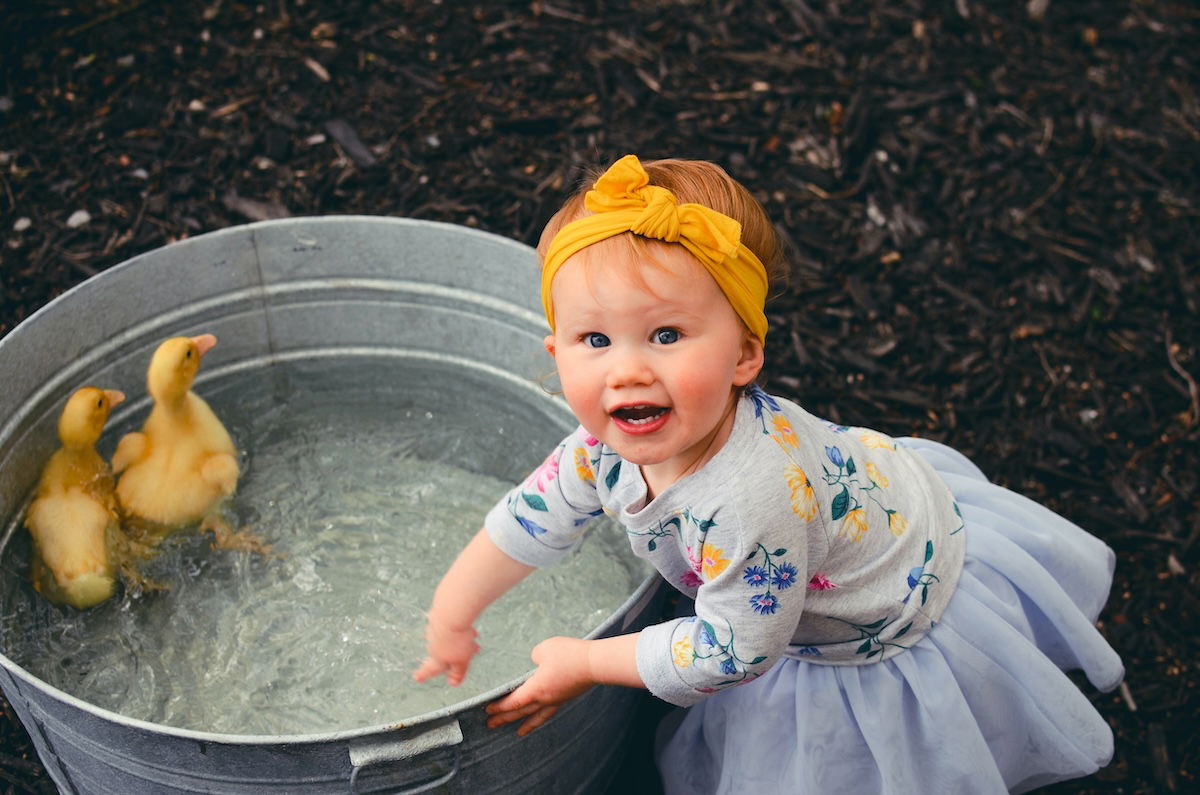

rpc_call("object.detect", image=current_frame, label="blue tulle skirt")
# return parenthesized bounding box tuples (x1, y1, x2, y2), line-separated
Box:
(656, 438, 1124, 794)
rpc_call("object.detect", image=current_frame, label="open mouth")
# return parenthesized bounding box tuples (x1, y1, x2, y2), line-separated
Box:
(611, 404, 670, 431)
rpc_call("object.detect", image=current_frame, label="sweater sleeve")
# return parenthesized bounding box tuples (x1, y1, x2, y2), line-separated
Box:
(634, 503, 808, 707)
(484, 427, 606, 568)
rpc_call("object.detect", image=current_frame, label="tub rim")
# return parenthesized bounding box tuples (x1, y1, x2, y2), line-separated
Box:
(0, 214, 542, 346)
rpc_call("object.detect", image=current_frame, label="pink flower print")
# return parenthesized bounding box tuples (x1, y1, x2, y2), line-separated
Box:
(583, 434, 600, 446)
(528, 452, 559, 492)
(686, 545, 703, 574)
(807, 572, 837, 591)
(680, 571, 703, 589)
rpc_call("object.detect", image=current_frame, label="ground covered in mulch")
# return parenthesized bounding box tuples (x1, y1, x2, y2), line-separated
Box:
(2, 1, 1197, 792)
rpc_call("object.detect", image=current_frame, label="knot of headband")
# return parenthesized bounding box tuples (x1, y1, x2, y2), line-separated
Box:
(541, 154, 769, 343)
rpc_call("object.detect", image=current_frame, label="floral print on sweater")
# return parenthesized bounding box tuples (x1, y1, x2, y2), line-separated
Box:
(485, 387, 965, 707)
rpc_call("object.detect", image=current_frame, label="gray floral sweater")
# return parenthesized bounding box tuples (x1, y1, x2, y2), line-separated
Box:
(484, 386, 965, 707)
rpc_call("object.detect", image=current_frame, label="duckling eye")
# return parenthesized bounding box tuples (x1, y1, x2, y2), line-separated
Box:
(97, 398, 104, 408)
(186, 349, 193, 359)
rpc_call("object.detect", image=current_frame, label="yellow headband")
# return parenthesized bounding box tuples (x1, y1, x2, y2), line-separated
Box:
(541, 154, 769, 343)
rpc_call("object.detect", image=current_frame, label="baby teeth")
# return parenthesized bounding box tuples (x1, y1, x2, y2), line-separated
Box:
(616, 406, 667, 425)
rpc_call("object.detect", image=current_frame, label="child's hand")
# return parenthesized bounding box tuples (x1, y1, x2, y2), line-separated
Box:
(484, 636, 594, 736)
(412, 617, 480, 687)
(412, 528, 537, 686)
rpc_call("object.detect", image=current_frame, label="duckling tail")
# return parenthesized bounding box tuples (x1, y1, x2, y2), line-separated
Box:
(60, 572, 117, 610)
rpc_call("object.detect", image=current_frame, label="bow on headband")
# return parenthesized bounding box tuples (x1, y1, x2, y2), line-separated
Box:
(541, 154, 769, 343)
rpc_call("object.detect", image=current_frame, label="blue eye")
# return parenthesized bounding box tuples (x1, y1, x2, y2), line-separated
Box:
(583, 332, 610, 348)
(653, 328, 680, 344)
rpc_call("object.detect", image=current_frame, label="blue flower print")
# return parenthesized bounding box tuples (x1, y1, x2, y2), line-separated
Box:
(690, 619, 768, 690)
(743, 544, 795, 616)
(746, 384, 780, 414)
(746, 384, 782, 433)
(516, 515, 547, 537)
(771, 562, 799, 589)
(821, 442, 902, 543)
(903, 540, 940, 605)
(743, 566, 768, 587)
(825, 445, 845, 468)
(750, 593, 779, 615)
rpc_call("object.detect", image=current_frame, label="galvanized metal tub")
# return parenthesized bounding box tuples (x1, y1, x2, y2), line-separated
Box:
(0, 216, 664, 793)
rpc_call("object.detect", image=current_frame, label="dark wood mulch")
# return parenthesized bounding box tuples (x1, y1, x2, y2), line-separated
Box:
(2, 1, 1197, 792)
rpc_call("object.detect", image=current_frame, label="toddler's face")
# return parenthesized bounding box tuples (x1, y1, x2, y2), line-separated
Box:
(544, 242, 763, 488)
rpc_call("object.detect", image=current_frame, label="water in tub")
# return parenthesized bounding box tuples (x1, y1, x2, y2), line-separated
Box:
(0, 359, 651, 735)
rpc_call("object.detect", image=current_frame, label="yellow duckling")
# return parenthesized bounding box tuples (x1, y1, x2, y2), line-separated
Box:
(24, 387, 126, 609)
(113, 334, 266, 554)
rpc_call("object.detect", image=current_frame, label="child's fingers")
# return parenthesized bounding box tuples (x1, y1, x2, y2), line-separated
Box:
(411, 657, 447, 682)
(485, 687, 532, 715)
(485, 681, 542, 721)
(485, 700, 542, 729)
(516, 705, 559, 736)
(446, 661, 470, 686)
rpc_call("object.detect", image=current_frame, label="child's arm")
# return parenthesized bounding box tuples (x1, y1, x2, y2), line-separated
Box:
(483, 632, 644, 736)
(413, 528, 536, 686)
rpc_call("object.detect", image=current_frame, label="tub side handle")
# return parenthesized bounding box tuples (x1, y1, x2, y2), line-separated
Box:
(348, 720, 463, 794)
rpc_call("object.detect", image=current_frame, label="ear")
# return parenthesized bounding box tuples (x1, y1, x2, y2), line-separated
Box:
(543, 334, 557, 358)
(732, 333, 764, 387)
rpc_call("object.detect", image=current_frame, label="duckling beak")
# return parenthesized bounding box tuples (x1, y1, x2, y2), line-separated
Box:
(192, 334, 218, 358)
(104, 390, 126, 407)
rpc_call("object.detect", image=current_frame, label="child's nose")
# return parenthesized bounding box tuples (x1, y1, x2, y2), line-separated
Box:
(605, 347, 654, 388)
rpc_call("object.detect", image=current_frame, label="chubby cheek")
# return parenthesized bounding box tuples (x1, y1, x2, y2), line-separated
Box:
(556, 359, 609, 440)
(562, 388, 609, 443)
(671, 363, 735, 411)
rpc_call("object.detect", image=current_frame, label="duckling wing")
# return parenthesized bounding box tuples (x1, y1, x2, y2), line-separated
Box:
(116, 440, 237, 526)
(116, 446, 211, 526)
(111, 431, 148, 474)
(25, 489, 115, 586)
(200, 452, 239, 496)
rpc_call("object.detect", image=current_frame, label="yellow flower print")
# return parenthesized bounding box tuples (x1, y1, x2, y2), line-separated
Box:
(573, 447, 594, 484)
(673, 637, 694, 668)
(887, 510, 909, 537)
(859, 430, 895, 450)
(865, 461, 890, 488)
(839, 507, 869, 542)
(770, 415, 799, 449)
(785, 465, 819, 520)
(700, 543, 730, 579)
